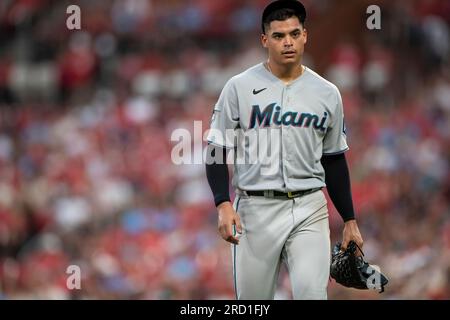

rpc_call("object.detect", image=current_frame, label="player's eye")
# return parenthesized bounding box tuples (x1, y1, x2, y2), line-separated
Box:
(273, 34, 283, 39)
(291, 31, 301, 38)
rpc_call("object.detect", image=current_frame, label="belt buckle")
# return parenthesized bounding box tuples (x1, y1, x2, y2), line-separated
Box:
(287, 191, 295, 198)
(264, 190, 274, 198)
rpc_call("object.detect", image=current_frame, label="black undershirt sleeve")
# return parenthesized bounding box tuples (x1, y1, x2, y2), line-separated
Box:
(320, 153, 356, 222)
(205, 144, 231, 207)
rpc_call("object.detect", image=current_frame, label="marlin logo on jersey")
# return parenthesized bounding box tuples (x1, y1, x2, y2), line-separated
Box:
(249, 103, 328, 131)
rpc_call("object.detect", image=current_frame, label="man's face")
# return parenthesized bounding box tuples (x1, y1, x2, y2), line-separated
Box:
(261, 17, 307, 66)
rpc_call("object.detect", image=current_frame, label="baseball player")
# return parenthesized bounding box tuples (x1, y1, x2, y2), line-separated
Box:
(205, 0, 364, 300)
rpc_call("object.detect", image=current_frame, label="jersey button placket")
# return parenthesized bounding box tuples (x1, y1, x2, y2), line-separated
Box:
(284, 86, 292, 163)
(281, 86, 291, 189)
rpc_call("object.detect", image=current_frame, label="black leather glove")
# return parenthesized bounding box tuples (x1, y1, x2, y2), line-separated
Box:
(330, 241, 389, 293)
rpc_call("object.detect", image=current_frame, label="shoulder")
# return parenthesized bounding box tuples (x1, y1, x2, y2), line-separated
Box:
(217, 64, 263, 99)
(226, 63, 265, 86)
(304, 67, 341, 98)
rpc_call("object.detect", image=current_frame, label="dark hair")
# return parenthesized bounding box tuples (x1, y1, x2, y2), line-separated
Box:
(262, 8, 305, 34)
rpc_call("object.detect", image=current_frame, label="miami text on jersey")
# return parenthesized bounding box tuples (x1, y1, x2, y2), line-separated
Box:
(249, 103, 328, 131)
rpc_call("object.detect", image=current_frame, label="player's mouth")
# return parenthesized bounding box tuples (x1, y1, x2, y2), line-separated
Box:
(282, 50, 296, 57)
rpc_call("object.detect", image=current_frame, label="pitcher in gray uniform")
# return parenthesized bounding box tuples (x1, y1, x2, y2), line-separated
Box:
(205, 0, 364, 300)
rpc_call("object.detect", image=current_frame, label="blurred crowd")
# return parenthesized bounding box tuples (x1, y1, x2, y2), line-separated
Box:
(0, 0, 449, 299)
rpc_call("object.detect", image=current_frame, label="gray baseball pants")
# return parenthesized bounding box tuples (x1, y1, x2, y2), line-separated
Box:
(231, 189, 331, 300)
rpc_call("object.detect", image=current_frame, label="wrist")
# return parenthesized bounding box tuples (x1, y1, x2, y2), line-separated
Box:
(217, 201, 232, 211)
(215, 197, 231, 207)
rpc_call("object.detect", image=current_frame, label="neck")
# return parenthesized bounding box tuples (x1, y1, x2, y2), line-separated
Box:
(266, 60, 304, 84)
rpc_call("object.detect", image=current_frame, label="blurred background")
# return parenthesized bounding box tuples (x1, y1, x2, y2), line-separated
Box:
(0, 0, 449, 299)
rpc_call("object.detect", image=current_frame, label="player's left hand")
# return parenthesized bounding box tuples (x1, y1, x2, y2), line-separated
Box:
(341, 219, 364, 256)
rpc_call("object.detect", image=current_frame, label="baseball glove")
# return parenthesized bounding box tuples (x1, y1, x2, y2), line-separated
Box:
(330, 241, 389, 293)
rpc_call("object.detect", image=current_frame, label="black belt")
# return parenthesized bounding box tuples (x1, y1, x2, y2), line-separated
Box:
(245, 188, 321, 199)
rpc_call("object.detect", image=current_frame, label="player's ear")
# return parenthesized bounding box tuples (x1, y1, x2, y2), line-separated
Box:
(302, 27, 307, 44)
(261, 33, 268, 48)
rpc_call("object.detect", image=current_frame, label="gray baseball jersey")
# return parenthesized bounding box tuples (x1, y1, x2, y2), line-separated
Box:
(207, 62, 348, 192)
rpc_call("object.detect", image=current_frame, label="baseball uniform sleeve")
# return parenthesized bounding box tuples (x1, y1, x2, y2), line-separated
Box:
(322, 87, 349, 155)
(206, 79, 239, 149)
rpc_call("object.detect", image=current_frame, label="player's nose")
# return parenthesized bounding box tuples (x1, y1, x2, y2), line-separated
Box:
(283, 36, 293, 47)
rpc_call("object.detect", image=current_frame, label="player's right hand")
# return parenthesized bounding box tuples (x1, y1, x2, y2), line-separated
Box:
(217, 201, 242, 245)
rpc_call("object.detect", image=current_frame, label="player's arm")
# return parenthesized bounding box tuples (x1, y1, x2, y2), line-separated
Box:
(205, 144, 242, 244)
(321, 153, 363, 251)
